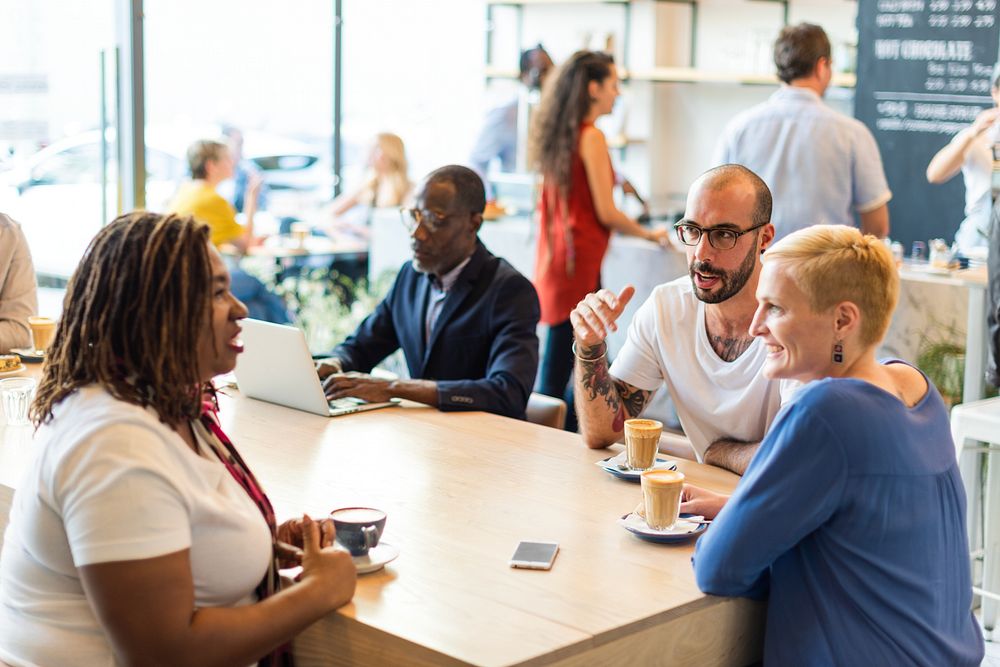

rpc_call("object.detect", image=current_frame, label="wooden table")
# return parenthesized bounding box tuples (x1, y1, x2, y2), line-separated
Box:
(210, 389, 763, 667)
(0, 368, 761, 666)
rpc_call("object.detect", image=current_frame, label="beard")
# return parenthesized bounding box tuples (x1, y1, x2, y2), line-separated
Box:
(689, 240, 758, 304)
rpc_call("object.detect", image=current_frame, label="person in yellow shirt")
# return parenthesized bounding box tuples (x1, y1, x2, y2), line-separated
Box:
(170, 139, 290, 323)
(170, 139, 261, 251)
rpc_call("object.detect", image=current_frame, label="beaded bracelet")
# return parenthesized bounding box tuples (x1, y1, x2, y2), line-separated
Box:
(572, 341, 608, 362)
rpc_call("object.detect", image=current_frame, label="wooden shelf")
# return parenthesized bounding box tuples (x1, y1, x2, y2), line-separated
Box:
(487, 64, 856, 88)
(624, 67, 856, 88)
(487, 0, 629, 5)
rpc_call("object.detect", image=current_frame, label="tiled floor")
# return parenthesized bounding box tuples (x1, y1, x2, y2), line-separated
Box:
(984, 637, 1000, 666)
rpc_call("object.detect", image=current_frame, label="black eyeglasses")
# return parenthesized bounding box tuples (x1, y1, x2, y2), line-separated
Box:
(672, 221, 768, 250)
(400, 207, 453, 233)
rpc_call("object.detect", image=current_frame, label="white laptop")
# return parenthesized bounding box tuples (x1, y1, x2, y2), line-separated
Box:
(233, 319, 400, 417)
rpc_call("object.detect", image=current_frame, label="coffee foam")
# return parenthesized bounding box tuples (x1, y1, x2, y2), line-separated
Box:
(625, 418, 662, 431)
(641, 469, 684, 486)
(331, 508, 385, 523)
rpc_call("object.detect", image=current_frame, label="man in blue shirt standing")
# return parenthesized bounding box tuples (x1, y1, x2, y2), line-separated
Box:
(713, 23, 892, 241)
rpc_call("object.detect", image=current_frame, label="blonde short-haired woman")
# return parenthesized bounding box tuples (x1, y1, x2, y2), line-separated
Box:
(686, 225, 984, 665)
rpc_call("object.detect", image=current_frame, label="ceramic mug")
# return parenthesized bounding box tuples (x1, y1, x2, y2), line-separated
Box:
(330, 507, 386, 557)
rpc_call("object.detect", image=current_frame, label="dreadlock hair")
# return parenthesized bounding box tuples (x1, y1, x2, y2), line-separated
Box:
(32, 211, 214, 428)
(529, 50, 615, 200)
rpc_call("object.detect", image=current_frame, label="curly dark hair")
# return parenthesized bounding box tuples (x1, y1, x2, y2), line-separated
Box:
(773, 23, 831, 84)
(529, 50, 615, 199)
(32, 211, 214, 427)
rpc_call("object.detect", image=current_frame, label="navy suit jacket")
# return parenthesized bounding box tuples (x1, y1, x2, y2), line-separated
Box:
(332, 241, 540, 420)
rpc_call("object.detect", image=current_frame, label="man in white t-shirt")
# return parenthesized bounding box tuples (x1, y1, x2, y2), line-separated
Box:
(570, 164, 783, 475)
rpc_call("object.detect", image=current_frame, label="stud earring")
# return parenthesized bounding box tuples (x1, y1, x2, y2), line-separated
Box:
(832, 341, 844, 364)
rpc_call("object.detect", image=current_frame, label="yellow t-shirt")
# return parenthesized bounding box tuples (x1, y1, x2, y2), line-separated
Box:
(168, 182, 243, 248)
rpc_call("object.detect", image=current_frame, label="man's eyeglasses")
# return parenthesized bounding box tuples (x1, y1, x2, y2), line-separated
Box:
(400, 207, 453, 233)
(672, 221, 768, 250)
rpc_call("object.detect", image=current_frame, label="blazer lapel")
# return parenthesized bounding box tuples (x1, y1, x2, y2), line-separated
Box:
(413, 272, 433, 369)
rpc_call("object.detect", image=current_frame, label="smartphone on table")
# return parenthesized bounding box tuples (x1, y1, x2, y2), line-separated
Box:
(509, 541, 559, 570)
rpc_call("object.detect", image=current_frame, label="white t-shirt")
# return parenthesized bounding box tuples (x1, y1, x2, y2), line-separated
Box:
(0, 386, 272, 666)
(953, 123, 999, 252)
(610, 277, 784, 460)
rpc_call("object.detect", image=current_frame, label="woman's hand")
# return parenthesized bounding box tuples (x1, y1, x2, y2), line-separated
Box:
(276, 516, 335, 568)
(645, 227, 671, 248)
(679, 484, 728, 520)
(971, 107, 1000, 137)
(298, 516, 357, 613)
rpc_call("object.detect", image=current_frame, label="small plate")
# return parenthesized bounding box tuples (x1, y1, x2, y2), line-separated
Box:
(596, 453, 677, 482)
(0, 364, 26, 377)
(353, 542, 399, 574)
(9, 348, 44, 363)
(619, 513, 707, 544)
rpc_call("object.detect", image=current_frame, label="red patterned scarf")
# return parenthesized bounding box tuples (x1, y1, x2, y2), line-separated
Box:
(199, 388, 294, 667)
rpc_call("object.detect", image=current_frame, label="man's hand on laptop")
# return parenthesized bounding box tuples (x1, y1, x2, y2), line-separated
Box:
(316, 357, 343, 380)
(323, 372, 393, 403)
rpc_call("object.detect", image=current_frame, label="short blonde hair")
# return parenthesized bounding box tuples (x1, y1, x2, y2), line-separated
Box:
(186, 139, 228, 179)
(763, 225, 898, 346)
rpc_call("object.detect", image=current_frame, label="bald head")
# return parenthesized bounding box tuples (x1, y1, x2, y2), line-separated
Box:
(692, 164, 772, 229)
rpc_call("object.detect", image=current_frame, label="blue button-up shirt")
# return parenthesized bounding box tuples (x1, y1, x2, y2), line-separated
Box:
(713, 86, 892, 241)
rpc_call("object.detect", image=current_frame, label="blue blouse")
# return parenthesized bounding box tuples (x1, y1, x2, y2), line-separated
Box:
(693, 366, 984, 666)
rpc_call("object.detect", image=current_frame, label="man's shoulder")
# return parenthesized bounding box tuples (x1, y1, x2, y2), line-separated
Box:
(633, 277, 697, 327)
(650, 276, 696, 304)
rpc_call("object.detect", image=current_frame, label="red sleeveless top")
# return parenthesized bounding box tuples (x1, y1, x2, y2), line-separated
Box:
(534, 123, 612, 325)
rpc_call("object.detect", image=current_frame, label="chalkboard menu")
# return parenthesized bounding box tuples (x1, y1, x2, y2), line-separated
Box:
(855, 0, 999, 251)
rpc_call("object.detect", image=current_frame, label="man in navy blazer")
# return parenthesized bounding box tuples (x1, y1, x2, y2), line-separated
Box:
(318, 165, 540, 420)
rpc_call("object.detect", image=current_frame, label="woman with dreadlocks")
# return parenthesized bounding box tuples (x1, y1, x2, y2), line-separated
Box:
(529, 50, 669, 431)
(0, 212, 355, 666)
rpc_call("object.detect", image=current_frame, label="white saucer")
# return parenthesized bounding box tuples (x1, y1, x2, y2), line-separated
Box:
(0, 364, 26, 377)
(353, 542, 399, 574)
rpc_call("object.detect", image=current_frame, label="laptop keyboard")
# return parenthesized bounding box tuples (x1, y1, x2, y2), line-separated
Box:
(328, 397, 368, 409)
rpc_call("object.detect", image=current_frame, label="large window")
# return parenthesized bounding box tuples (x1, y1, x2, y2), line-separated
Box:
(143, 0, 334, 228)
(0, 1, 115, 279)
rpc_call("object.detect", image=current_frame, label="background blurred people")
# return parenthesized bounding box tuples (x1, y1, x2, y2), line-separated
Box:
(469, 45, 554, 205)
(688, 225, 983, 666)
(529, 50, 669, 431)
(327, 131, 412, 236)
(926, 63, 1000, 254)
(0, 212, 356, 666)
(170, 139, 290, 324)
(0, 212, 37, 352)
(713, 23, 891, 241)
(222, 125, 269, 216)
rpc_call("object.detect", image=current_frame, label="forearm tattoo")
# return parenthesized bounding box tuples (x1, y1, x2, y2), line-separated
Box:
(578, 357, 652, 432)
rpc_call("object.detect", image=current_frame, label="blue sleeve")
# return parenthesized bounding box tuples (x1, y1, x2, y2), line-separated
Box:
(469, 103, 517, 182)
(851, 124, 891, 212)
(692, 395, 848, 599)
(436, 273, 540, 418)
(331, 275, 402, 373)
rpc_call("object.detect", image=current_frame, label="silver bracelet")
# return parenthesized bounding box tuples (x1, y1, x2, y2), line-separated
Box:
(572, 341, 608, 362)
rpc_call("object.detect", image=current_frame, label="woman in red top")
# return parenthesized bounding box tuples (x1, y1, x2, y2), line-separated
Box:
(529, 50, 668, 430)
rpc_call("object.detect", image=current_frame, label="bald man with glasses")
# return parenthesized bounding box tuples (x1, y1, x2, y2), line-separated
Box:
(317, 165, 540, 420)
(571, 165, 788, 474)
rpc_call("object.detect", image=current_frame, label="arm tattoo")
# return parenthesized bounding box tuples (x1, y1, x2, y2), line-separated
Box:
(577, 357, 652, 431)
(709, 334, 755, 362)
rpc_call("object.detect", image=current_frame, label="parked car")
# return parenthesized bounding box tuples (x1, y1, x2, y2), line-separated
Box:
(0, 127, 332, 278)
